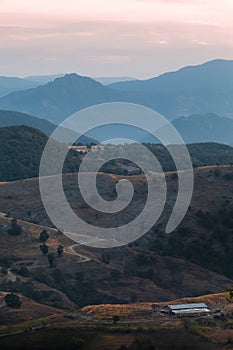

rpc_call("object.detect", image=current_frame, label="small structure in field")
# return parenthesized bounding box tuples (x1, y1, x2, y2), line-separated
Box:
(165, 303, 210, 316)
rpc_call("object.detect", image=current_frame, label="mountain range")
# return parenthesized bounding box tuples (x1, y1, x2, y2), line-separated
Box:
(173, 113, 233, 145)
(0, 76, 39, 98)
(0, 74, 125, 123)
(1, 108, 233, 146)
(109, 59, 233, 120)
(0, 59, 232, 124)
(0, 59, 233, 144)
(84, 112, 233, 145)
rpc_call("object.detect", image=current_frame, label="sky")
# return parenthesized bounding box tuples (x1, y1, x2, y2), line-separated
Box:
(0, 0, 233, 78)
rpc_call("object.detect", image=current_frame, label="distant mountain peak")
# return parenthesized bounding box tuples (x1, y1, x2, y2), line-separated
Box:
(46, 72, 104, 88)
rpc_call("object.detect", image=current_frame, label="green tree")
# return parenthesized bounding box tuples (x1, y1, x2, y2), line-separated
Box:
(7, 218, 22, 236)
(4, 293, 22, 308)
(57, 245, 64, 256)
(228, 286, 233, 299)
(39, 243, 49, 255)
(39, 229, 49, 242)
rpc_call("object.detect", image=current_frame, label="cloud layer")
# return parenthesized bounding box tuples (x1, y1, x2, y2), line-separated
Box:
(0, 0, 232, 77)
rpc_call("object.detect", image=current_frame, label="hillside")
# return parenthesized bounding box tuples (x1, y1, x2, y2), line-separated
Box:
(90, 143, 233, 175)
(75, 112, 233, 146)
(0, 211, 231, 310)
(1, 133, 233, 181)
(0, 292, 64, 325)
(1, 167, 233, 308)
(0, 110, 57, 136)
(0, 110, 96, 144)
(142, 113, 233, 146)
(0, 125, 80, 181)
(172, 113, 233, 145)
(1, 167, 233, 348)
(0, 74, 125, 124)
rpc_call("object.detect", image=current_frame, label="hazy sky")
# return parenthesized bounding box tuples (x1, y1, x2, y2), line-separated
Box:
(1, 0, 233, 78)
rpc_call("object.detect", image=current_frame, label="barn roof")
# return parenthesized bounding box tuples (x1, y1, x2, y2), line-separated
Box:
(168, 303, 207, 310)
(171, 308, 210, 315)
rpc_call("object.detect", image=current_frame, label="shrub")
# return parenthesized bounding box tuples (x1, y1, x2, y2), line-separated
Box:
(4, 293, 22, 308)
(39, 229, 49, 242)
(39, 243, 49, 255)
(57, 245, 64, 256)
(112, 315, 120, 323)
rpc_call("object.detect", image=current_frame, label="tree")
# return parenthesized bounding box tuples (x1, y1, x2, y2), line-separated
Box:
(228, 286, 233, 299)
(39, 229, 49, 242)
(7, 218, 22, 236)
(48, 253, 55, 268)
(4, 293, 22, 308)
(57, 245, 64, 256)
(40, 243, 49, 255)
(112, 315, 120, 324)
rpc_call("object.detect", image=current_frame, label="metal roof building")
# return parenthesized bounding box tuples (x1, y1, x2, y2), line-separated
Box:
(166, 303, 210, 316)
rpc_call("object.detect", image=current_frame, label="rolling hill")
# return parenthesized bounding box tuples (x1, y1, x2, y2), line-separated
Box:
(1, 129, 233, 181)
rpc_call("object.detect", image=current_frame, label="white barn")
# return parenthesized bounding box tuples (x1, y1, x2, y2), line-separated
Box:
(166, 303, 210, 316)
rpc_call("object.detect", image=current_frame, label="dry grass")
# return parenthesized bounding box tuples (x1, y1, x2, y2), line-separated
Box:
(0, 292, 63, 327)
(81, 293, 233, 321)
